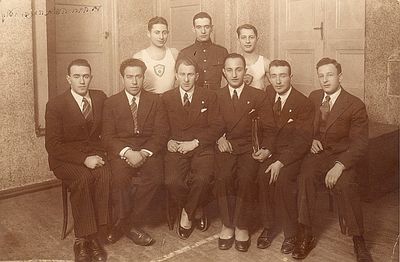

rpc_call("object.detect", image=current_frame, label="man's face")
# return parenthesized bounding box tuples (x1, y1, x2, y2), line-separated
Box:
(238, 28, 258, 53)
(317, 63, 342, 95)
(193, 18, 212, 42)
(269, 66, 292, 95)
(122, 66, 144, 96)
(176, 63, 199, 92)
(67, 65, 92, 96)
(223, 57, 246, 88)
(148, 23, 169, 48)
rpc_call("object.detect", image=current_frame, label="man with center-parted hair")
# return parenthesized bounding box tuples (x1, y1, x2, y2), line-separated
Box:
(177, 12, 228, 90)
(45, 59, 109, 262)
(133, 16, 178, 94)
(215, 53, 276, 252)
(256, 60, 314, 254)
(102, 58, 169, 246)
(161, 56, 224, 240)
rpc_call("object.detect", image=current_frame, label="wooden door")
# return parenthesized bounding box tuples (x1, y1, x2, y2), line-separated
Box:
(48, 0, 114, 96)
(276, 0, 365, 99)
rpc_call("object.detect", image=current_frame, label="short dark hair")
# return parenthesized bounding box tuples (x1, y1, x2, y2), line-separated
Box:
(223, 53, 246, 68)
(316, 57, 342, 74)
(175, 56, 199, 73)
(236, 24, 258, 38)
(119, 58, 147, 76)
(269, 59, 292, 75)
(193, 12, 212, 26)
(148, 16, 168, 31)
(67, 59, 91, 75)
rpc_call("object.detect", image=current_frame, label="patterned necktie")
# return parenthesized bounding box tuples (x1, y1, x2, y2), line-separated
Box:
(232, 89, 239, 110)
(273, 96, 282, 116)
(130, 96, 138, 133)
(320, 95, 331, 121)
(183, 92, 190, 110)
(82, 97, 93, 121)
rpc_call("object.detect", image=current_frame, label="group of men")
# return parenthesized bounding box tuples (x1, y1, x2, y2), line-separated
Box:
(45, 11, 372, 262)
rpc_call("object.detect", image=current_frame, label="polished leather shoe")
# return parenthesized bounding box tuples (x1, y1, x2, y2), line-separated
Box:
(257, 228, 273, 249)
(105, 223, 124, 244)
(235, 238, 250, 252)
(196, 214, 209, 232)
(353, 237, 373, 262)
(88, 238, 107, 261)
(281, 237, 296, 254)
(292, 235, 316, 260)
(73, 238, 91, 262)
(125, 226, 154, 246)
(218, 236, 235, 250)
(176, 222, 194, 240)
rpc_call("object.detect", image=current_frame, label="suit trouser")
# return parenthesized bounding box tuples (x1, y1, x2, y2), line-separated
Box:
(110, 154, 164, 223)
(215, 151, 259, 229)
(53, 162, 111, 238)
(164, 150, 214, 220)
(297, 151, 364, 236)
(258, 158, 301, 238)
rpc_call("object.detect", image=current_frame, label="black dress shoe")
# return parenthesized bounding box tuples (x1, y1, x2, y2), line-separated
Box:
(73, 238, 91, 262)
(257, 228, 273, 249)
(88, 238, 107, 261)
(176, 221, 194, 240)
(292, 235, 316, 260)
(125, 226, 154, 246)
(235, 238, 251, 252)
(105, 223, 124, 244)
(281, 237, 296, 254)
(218, 236, 235, 250)
(196, 214, 209, 232)
(353, 236, 373, 262)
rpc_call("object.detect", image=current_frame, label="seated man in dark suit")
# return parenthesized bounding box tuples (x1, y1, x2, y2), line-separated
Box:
(215, 53, 276, 252)
(256, 60, 314, 254)
(162, 57, 223, 239)
(45, 59, 109, 262)
(102, 58, 169, 246)
(292, 58, 372, 262)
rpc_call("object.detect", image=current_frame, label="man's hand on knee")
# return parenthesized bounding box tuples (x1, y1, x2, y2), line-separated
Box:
(325, 162, 345, 189)
(84, 155, 105, 169)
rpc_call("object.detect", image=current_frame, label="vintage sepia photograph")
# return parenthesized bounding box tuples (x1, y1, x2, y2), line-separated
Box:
(0, 0, 399, 261)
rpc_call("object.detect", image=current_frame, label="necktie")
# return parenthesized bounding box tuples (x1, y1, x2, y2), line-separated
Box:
(320, 95, 331, 121)
(183, 92, 190, 110)
(273, 96, 282, 116)
(130, 97, 138, 133)
(82, 97, 93, 121)
(232, 89, 239, 110)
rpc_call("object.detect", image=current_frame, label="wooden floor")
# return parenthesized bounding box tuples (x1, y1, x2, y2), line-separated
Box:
(0, 187, 398, 262)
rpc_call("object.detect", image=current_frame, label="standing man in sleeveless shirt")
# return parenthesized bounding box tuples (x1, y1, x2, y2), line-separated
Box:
(133, 16, 179, 94)
(237, 24, 271, 91)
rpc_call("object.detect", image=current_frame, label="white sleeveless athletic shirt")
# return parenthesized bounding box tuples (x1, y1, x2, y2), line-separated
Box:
(246, 55, 269, 91)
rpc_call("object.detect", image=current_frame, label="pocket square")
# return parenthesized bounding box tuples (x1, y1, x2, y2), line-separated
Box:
(287, 118, 294, 123)
(201, 108, 208, 113)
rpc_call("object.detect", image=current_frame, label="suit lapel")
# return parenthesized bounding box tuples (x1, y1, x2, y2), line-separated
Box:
(65, 90, 86, 126)
(137, 91, 153, 131)
(313, 91, 324, 136)
(278, 89, 296, 128)
(325, 89, 351, 130)
(88, 91, 100, 135)
(228, 85, 253, 132)
(185, 88, 203, 129)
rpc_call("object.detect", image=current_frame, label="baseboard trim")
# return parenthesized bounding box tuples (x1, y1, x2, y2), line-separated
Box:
(0, 179, 61, 200)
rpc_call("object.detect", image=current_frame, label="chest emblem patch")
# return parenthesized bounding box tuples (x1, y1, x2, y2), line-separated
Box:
(154, 64, 165, 77)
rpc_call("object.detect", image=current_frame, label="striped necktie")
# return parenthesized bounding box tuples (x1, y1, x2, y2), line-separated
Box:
(183, 92, 190, 110)
(130, 96, 138, 133)
(320, 95, 331, 121)
(82, 97, 93, 121)
(273, 96, 282, 116)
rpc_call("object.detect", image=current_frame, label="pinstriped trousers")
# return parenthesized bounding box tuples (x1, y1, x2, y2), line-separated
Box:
(53, 162, 111, 238)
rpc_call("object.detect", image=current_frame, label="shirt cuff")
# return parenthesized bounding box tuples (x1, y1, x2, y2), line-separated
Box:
(141, 149, 153, 157)
(335, 161, 346, 169)
(120, 147, 131, 158)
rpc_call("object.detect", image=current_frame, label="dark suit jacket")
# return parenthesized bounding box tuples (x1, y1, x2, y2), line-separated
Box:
(265, 85, 314, 166)
(216, 84, 276, 155)
(45, 89, 107, 170)
(102, 90, 169, 159)
(309, 88, 369, 169)
(161, 87, 224, 151)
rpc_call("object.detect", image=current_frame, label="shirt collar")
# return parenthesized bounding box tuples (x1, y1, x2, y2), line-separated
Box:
(179, 87, 195, 102)
(195, 39, 212, 47)
(125, 90, 141, 105)
(275, 86, 292, 102)
(323, 86, 341, 106)
(70, 89, 91, 109)
(228, 83, 245, 98)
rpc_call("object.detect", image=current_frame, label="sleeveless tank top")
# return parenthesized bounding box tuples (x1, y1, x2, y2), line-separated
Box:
(245, 55, 269, 91)
(137, 48, 176, 94)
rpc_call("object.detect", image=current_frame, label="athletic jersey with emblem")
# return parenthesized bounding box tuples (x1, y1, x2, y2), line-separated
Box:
(245, 55, 270, 91)
(134, 48, 176, 94)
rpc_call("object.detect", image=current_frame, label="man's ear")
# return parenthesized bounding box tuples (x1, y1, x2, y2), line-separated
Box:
(66, 75, 72, 85)
(195, 72, 199, 81)
(147, 30, 151, 38)
(338, 72, 343, 83)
